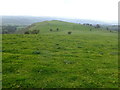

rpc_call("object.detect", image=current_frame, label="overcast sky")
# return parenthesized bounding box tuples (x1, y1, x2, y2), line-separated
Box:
(0, 0, 119, 22)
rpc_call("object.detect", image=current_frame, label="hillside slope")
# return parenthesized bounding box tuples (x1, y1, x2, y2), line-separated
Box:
(22, 20, 108, 34)
(2, 20, 118, 88)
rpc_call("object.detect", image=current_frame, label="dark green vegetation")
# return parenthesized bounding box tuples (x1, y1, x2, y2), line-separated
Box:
(100, 25, 118, 31)
(2, 25, 27, 34)
(2, 20, 118, 88)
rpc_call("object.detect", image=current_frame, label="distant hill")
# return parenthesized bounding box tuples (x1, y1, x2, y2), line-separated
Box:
(2, 16, 54, 25)
(100, 25, 118, 31)
(19, 20, 107, 34)
(2, 16, 117, 26)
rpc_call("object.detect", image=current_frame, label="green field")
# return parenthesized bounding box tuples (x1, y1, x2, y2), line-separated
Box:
(2, 21, 118, 88)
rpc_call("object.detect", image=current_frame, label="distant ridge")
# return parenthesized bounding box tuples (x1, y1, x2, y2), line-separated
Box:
(2, 16, 117, 25)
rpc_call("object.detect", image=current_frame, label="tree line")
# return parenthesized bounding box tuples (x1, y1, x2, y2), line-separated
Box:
(2, 25, 17, 34)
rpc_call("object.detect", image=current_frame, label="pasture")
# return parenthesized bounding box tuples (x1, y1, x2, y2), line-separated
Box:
(2, 21, 118, 88)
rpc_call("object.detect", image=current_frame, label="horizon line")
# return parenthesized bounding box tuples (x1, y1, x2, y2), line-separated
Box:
(1, 15, 118, 24)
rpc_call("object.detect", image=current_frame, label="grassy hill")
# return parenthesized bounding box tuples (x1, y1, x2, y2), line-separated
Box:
(21, 20, 114, 34)
(26, 20, 91, 32)
(2, 20, 118, 88)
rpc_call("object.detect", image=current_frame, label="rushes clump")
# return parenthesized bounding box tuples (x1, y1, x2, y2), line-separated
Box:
(32, 51, 41, 54)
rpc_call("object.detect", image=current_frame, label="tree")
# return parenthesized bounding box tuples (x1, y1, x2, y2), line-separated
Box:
(56, 28, 59, 31)
(106, 27, 109, 30)
(50, 29, 52, 32)
(2, 25, 17, 34)
(2, 30, 8, 34)
(89, 24, 92, 26)
(31, 30, 39, 34)
(68, 31, 72, 35)
(95, 24, 100, 28)
(24, 31, 30, 34)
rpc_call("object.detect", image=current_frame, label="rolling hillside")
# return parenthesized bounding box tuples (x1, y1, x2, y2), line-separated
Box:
(2, 20, 118, 88)
(21, 20, 112, 34)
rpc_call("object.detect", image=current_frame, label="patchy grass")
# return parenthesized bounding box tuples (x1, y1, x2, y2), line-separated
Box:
(2, 21, 118, 88)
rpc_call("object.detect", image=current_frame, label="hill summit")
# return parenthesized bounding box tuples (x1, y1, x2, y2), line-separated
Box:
(23, 20, 94, 34)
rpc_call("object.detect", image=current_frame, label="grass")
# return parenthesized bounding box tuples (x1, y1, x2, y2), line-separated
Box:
(2, 20, 118, 88)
